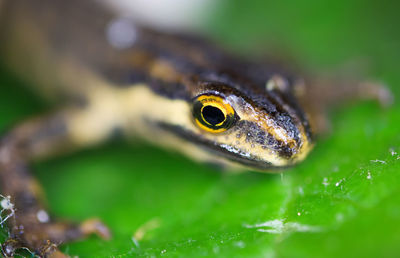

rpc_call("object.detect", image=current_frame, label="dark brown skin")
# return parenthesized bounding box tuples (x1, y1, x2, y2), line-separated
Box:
(0, 114, 111, 257)
(0, 0, 392, 257)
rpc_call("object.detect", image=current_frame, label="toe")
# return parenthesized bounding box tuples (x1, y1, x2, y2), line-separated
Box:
(80, 218, 111, 240)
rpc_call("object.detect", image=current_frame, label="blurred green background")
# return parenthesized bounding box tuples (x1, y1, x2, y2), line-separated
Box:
(1, 0, 399, 257)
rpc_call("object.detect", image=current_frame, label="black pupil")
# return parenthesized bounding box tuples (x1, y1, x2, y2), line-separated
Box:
(202, 106, 225, 126)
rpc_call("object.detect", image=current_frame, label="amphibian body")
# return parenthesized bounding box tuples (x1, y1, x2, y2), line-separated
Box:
(0, 0, 391, 256)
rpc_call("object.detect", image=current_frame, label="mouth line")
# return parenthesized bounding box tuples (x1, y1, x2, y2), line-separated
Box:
(157, 122, 292, 170)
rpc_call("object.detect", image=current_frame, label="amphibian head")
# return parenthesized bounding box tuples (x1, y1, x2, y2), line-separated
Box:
(143, 62, 314, 171)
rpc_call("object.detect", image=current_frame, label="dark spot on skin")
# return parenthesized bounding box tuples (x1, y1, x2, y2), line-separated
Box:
(236, 120, 267, 145)
(104, 68, 148, 86)
(279, 146, 294, 158)
(126, 70, 149, 83)
(266, 133, 280, 147)
(273, 87, 313, 141)
(256, 131, 267, 145)
(106, 67, 191, 100)
(151, 79, 190, 100)
(234, 120, 293, 158)
(276, 114, 298, 140)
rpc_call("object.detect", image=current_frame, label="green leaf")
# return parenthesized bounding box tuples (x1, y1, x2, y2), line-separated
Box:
(1, 1, 399, 257)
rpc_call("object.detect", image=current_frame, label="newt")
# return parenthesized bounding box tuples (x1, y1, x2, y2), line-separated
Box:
(0, 0, 392, 257)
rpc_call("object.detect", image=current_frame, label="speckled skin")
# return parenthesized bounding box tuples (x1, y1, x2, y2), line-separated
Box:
(0, 0, 391, 256)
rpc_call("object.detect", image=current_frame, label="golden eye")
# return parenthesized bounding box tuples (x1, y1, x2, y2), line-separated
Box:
(192, 94, 236, 133)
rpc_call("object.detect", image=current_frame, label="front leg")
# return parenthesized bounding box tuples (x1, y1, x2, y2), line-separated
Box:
(0, 107, 117, 257)
(295, 76, 393, 134)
